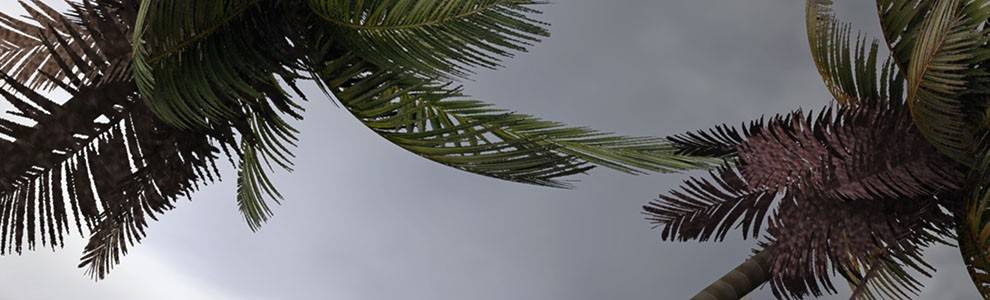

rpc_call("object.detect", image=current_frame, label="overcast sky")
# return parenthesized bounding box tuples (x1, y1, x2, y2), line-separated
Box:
(0, 1, 979, 299)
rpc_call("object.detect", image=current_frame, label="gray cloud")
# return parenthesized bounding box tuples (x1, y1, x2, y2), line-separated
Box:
(0, 1, 979, 299)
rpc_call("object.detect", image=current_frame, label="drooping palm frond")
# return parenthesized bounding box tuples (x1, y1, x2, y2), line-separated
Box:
(902, 0, 990, 166)
(317, 53, 713, 187)
(959, 227, 990, 297)
(0, 2, 130, 255)
(879, 1, 990, 296)
(843, 246, 930, 300)
(807, 0, 904, 106)
(77, 105, 223, 279)
(876, 21, 990, 287)
(309, 0, 549, 79)
(0, 0, 722, 281)
(958, 133, 990, 297)
(129, 0, 716, 229)
(130, 0, 311, 230)
(0, 1, 230, 280)
(131, 0, 304, 129)
(645, 100, 964, 299)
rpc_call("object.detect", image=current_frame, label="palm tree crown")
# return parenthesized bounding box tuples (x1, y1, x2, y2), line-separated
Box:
(0, 0, 715, 280)
(645, 0, 990, 299)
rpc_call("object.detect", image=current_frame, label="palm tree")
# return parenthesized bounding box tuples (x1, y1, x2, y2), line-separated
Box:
(0, 1, 717, 279)
(643, 0, 990, 299)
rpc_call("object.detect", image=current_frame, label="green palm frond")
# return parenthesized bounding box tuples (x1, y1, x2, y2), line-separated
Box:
(309, 0, 549, 79)
(806, 0, 904, 106)
(959, 133, 990, 298)
(0, 1, 724, 281)
(959, 211, 990, 298)
(131, 1, 306, 229)
(131, 0, 301, 129)
(320, 54, 714, 187)
(903, 0, 990, 165)
(876, 1, 990, 296)
(877, 0, 935, 72)
(235, 101, 301, 231)
(843, 247, 931, 300)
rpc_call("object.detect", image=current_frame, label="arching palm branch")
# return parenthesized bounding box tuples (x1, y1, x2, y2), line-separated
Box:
(0, 0, 716, 279)
(645, 0, 990, 299)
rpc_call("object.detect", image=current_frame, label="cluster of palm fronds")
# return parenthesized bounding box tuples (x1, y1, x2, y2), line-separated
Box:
(13, 1, 990, 299)
(644, 0, 990, 299)
(0, 0, 719, 279)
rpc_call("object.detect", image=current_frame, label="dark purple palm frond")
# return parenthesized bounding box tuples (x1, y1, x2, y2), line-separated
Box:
(667, 122, 759, 157)
(643, 165, 776, 242)
(736, 101, 960, 200)
(645, 99, 964, 299)
(764, 192, 957, 299)
(0, 1, 231, 279)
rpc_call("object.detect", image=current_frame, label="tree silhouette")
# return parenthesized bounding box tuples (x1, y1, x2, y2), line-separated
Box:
(0, 0, 715, 279)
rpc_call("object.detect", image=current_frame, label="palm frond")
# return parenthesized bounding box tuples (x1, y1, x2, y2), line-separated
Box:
(645, 100, 963, 299)
(765, 194, 951, 300)
(842, 243, 936, 300)
(0, 2, 229, 280)
(959, 221, 990, 297)
(643, 164, 775, 242)
(666, 123, 753, 158)
(318, 53, 714, 187)
(0, 4, 130, 256)
(901, 0, 990, 166)
(131, 0, 303, 129)
(672, 0, 906, 159)
(807, 0, 904, 106)
(957, 133, 990, 298)
(78, 107, 222, 279)
(235, 99, 301, 231)
(0, 0, 97, 90)
(877, 0, 935, 73)
(130, 1, 307, 229)
(309, 0, 549, 79)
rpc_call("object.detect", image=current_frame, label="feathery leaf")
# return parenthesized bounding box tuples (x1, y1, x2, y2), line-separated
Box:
(647, 100, 963, 299)
(319, 54, 715, 187)
(309, 0, 549, 79)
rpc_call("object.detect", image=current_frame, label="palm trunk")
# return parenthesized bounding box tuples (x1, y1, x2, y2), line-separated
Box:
(691, 251, 772, 300)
